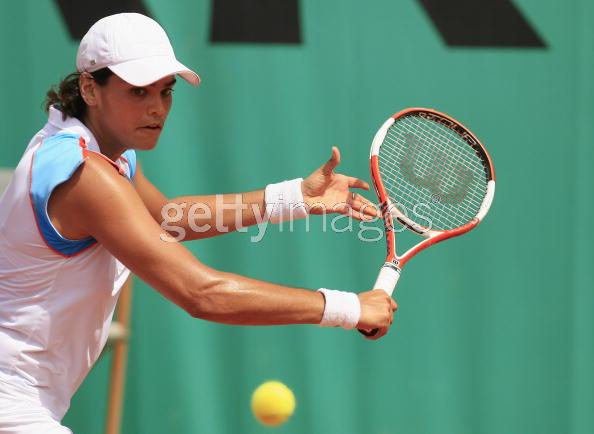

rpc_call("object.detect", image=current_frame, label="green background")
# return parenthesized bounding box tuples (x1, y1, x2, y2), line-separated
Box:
(1, 1, 593, 433)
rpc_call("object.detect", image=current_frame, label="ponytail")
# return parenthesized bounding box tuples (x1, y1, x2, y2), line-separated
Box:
(44, 68, 113, 120)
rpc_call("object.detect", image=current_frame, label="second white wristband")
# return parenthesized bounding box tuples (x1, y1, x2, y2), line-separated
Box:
(317, 288, 361, 330)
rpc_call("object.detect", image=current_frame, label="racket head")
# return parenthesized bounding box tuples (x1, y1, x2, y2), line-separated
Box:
(370, 108, 495, 266)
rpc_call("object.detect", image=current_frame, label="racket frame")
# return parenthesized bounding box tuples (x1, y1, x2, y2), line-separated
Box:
(369, 108, 495, 296)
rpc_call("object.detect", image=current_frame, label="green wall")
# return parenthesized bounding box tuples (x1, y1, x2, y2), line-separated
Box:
(1, 1, 593, 433)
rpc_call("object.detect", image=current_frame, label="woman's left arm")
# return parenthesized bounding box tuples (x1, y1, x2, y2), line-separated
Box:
(134, 147, 379, 242)
(133, 165, 267, 240)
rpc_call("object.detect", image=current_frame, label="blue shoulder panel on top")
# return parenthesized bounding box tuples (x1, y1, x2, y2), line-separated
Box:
(30, 133, 96, 256)
(122, 149, 137, 179)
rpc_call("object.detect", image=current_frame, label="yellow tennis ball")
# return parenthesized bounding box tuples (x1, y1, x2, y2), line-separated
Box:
(251, 381, 296, 426)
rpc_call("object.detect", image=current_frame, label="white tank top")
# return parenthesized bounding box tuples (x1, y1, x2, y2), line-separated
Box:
(0, 106, 136, 420)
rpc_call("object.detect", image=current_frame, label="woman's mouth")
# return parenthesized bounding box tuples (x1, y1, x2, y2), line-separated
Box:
(143, 124, 162, 130)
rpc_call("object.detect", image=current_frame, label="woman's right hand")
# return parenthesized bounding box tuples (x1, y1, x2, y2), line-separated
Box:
(357, 290, 398, 340)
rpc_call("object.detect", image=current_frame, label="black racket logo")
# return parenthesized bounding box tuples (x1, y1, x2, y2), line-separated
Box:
(400, 133, 473, 205)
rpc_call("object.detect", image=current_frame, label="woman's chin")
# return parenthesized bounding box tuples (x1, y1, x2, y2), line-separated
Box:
(129, 134, 161, 151)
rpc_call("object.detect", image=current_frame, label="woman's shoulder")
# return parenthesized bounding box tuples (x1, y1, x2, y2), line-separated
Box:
(33, 132, 87, 176)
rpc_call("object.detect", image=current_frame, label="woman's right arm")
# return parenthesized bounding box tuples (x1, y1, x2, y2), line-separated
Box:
(48, 154, 396, 338)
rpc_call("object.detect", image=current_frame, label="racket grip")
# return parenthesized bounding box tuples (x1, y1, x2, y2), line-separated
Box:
(373, 264, 400, 296)
(358, 265, 400, 338)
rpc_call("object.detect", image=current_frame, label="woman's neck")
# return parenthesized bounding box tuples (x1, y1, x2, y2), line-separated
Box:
(81, 114, 126, 161)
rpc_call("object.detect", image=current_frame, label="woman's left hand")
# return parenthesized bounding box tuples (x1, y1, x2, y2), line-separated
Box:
(302, 147, 380, 221)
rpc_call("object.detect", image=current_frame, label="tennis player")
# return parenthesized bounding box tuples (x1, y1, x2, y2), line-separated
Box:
(0, 13, 397, 433)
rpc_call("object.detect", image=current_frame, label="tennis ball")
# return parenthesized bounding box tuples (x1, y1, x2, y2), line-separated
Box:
(251, 381, 296, 426)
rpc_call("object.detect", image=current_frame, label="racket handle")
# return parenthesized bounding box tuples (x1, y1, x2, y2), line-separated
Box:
(373, 264, 400, 296)
(358, 265, 400, 338)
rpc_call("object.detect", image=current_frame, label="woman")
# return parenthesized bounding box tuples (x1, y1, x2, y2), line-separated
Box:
(0, 13, 396, 433)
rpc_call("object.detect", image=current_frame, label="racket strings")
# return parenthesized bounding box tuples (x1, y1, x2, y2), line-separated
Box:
(382, 118, 485, 226)
(380, 147, 484, 224)
(395, 118, 486, 197)
(380, 147, 485, 206)
(380, 155, 480, 231)
(379, 154, 478, 230)
(381, 131, 484, 227)
(378, 115, 488, 230)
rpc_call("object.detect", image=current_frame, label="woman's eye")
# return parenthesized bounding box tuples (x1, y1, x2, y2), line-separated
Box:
(132, 88, 146, 96)
(162, 88, 174, 97)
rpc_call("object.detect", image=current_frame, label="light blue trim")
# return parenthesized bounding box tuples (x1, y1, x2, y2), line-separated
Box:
(30, 133, 96, 256)
(122, 149, 137, 180)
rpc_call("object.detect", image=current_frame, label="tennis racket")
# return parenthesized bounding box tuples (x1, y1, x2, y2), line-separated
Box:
(359, 108, 495, 337)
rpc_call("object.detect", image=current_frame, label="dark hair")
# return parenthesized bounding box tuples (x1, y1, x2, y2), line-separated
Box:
(44, 68, 114, 120)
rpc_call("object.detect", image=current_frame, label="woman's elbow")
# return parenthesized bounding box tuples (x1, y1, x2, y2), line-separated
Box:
(184, 276, 239, 320)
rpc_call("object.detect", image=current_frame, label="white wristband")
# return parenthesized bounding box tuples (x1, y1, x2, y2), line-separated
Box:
(317, 288, 361, 330)
(264, 178, 308, 223)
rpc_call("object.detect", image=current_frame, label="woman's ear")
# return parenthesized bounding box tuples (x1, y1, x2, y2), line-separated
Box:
(79, 73, 98, 106)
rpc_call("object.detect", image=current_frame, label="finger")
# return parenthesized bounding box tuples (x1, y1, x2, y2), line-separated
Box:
(322, 146, 341, 175)
(349, 202, 380, 221)
(362, 205, 381, 219)
(350, 195, 381, 217)
(332, 202, 350, 215)
(374, 327, 388, 340)
(358, 328, 374, 337)
(331, 202, 365, 218)
(345, 209, 375, 222)
(333, 197, 377, 219)
(351, 199, 380, 219)
(363, 328, 382, 340)
(347, 177, 370, 190)
(363, 200, 381, 216)
(355, 211, 375, 222)
(357, 194, 378, 209)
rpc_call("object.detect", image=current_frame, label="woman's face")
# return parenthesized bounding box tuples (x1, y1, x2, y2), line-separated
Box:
(87, 74, 177, 152)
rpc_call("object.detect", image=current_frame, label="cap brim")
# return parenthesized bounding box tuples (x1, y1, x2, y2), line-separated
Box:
(108, 55, 200, 87)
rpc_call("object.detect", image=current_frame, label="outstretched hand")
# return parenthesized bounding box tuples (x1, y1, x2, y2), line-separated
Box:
(302, 147, 380, 221)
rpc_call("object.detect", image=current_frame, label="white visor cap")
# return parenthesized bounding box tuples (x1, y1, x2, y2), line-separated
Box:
(76, 13, 200, 87)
